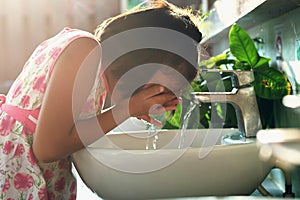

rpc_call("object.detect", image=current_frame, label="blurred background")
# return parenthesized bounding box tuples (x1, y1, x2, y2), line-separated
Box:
(0, 0, 209, 94)
(1, 1, 300, 199)
(0, 0, 119, 93)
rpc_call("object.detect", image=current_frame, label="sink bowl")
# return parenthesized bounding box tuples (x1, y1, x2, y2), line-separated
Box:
(72, 129, 273, 200)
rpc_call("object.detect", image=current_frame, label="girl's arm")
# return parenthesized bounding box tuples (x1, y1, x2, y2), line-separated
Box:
(33, 37, 101, 163)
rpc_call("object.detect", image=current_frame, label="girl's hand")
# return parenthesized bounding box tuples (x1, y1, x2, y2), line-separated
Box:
(137, 115, 163, 127)
(128, 85, 181, 126)
(136, 97, 182, 127)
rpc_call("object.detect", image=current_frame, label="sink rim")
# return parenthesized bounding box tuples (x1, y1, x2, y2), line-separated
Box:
(88, 128, 256, 149)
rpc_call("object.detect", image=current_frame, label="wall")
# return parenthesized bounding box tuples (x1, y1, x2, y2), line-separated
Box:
(246, 8, 300, 196)
(205, 5, 300, 197)
(205, 4, 300, 81)
(0, 0, 120, 93)
(245, 7, 300, 128)
(205, 6, 300, 128)
(247, 8, 300, 197)
(246, 7, 300, 68)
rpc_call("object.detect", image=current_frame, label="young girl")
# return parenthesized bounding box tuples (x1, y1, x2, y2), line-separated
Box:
(0, 0, 201, 199)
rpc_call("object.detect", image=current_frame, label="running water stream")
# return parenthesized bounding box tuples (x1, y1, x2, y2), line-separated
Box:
(178, 102, 197, 148)
(146, 123, 158, 150)
(145, 101, 198, 150)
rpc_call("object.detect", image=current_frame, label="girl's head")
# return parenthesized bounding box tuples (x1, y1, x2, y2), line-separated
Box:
(94, 0, 202, 99)
(95, 0, 202, 43)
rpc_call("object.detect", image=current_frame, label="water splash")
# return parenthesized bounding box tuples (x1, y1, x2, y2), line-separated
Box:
(145, 102, 198, 150)
(178, 102, 197, 148)
(146, 123, 158, 150)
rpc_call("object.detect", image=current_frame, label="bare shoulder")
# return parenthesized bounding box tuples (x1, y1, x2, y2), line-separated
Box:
(33, 36, 102, 162)
(57, 36, 101, 67)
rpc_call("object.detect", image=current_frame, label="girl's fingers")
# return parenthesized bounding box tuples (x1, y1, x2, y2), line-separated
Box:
(137, 115, 151, 122)
(164, 98, 182, 107)
(129, 85, 181, 117)
(150, 117, 163, 128)
(137, 115, 163, 127)
(135, 84, 181, 105)
(141, 85, 165, 100)
(163, 105, 178, 111)
(148, 93, 178, 109)
(148, 103, 178, 115)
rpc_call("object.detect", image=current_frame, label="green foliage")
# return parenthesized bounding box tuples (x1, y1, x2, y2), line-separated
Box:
(162, 104, 182, 129)
(198, 24, 290, 100)
(229, 24, 290, 99)
(163, 23, 291, 129)
(253, 66, 290, 99)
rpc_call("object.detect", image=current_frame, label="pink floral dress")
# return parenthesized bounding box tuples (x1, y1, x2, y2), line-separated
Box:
(0, 28, 107, 200)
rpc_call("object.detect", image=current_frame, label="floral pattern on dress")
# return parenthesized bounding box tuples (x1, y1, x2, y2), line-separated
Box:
(0, 27, 107, 199)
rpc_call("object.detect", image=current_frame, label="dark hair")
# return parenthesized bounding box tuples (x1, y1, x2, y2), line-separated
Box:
(95, 0, 202, 43)
(94, 0, 202, 88)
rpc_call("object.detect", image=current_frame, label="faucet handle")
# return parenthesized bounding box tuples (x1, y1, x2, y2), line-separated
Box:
(231, 70, 255, 87)
(200, 69, 254, 87)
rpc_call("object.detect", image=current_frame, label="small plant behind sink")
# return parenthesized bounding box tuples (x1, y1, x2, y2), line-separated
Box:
(163, 23, 291, 130)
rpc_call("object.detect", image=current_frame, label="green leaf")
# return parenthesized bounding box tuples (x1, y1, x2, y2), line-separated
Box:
(253, 56, 271, 69)
(229, 24, 259, 68)
(253, 66, 290, 99)
(162, 104, 182, 129)
(199, 52, 228, 68)
(234, 61, 251, 70)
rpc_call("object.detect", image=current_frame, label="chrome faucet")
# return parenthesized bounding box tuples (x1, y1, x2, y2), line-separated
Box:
(191, 70, 262, 138)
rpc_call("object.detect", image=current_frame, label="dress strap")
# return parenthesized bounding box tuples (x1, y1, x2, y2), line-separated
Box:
(0, 94, 5, 106)
(0, 94, 39, 133)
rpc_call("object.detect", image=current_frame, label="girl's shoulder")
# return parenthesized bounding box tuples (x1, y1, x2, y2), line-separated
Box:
(59, 27, 99, 43)
(45, 27, 99, 51)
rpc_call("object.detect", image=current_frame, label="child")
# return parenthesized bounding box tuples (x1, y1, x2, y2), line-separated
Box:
(0, 0, 201, 199)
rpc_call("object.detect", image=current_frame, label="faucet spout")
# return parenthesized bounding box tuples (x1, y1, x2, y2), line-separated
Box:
(191, 70, 262, 138)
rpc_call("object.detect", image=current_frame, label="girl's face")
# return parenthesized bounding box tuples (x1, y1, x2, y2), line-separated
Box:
(110, 69, 188, 105)
(105, 49, 197, 106)
(145, 70, 186, 97)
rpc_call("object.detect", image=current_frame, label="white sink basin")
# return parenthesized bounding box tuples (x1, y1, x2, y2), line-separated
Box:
(72, 129, 273, 200)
